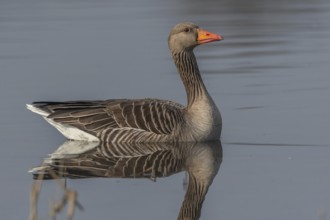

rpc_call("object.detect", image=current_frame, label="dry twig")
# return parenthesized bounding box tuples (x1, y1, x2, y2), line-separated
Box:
(29, 165, 83, 220)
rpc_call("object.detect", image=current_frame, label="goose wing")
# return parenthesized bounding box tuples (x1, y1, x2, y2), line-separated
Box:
(32, 99, 185, 137)
(31, 141, 184, 180)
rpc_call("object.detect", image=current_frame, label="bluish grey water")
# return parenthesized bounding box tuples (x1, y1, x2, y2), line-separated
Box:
(0, 0, 330, 219)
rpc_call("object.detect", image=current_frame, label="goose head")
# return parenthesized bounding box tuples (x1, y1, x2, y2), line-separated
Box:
(168, 22, 223, 52)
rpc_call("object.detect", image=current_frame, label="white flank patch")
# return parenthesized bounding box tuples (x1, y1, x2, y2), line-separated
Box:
(26, 104, 49, 117)
(28, 166, 47, 174)
(28, 140, 99, 173)
(27, 104, 99, 142)
(49, 140, 99, 159)
(44, 117, 100, 142)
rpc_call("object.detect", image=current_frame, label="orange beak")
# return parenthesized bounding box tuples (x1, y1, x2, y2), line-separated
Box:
(197, 29, 223, 44)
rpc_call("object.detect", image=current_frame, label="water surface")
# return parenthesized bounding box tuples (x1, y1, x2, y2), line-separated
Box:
(0, 0, 329, 219)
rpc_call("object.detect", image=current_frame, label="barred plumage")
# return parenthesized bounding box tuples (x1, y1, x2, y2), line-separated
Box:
(27, 22, 223, 142)
(30, 140, 222, 220)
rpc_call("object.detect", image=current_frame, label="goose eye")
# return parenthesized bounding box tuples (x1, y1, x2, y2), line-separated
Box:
(184, 28, 190, 33)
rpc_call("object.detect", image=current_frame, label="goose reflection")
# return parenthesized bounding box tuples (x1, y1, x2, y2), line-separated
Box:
(31, 141, 222, 220)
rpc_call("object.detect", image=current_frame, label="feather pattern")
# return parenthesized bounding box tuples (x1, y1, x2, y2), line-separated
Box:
(29, 99, 185, 142)
(27, 22, 222, 142)
(30, 141, 222, 220)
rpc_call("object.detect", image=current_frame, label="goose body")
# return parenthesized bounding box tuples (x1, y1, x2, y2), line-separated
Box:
(30, 141, 223, 220)
(27, 22, 223, 143)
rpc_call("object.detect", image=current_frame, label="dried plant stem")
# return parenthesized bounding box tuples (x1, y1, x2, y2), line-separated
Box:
(29, 165, 83, 220)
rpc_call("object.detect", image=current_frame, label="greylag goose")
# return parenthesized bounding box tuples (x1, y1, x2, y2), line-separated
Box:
(30, 141, 222, 220)
(27, 22, 223, 142)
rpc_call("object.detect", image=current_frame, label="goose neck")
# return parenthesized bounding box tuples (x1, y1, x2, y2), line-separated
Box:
(177, 173, 210, 220)
(172, 50, 209, 108)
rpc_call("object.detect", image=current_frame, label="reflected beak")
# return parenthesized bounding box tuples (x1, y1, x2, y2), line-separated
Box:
(197, 29, 223, 44)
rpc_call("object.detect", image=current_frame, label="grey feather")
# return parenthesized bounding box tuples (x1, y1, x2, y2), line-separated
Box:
(27, 22, 222, 142)
(30, 140, 222, 220)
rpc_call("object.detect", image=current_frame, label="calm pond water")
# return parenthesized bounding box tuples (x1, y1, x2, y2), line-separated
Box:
(0, 0, 330, 219)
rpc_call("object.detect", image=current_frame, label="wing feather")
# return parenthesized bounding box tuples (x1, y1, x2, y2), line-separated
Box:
(30, 99, 184, 140)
